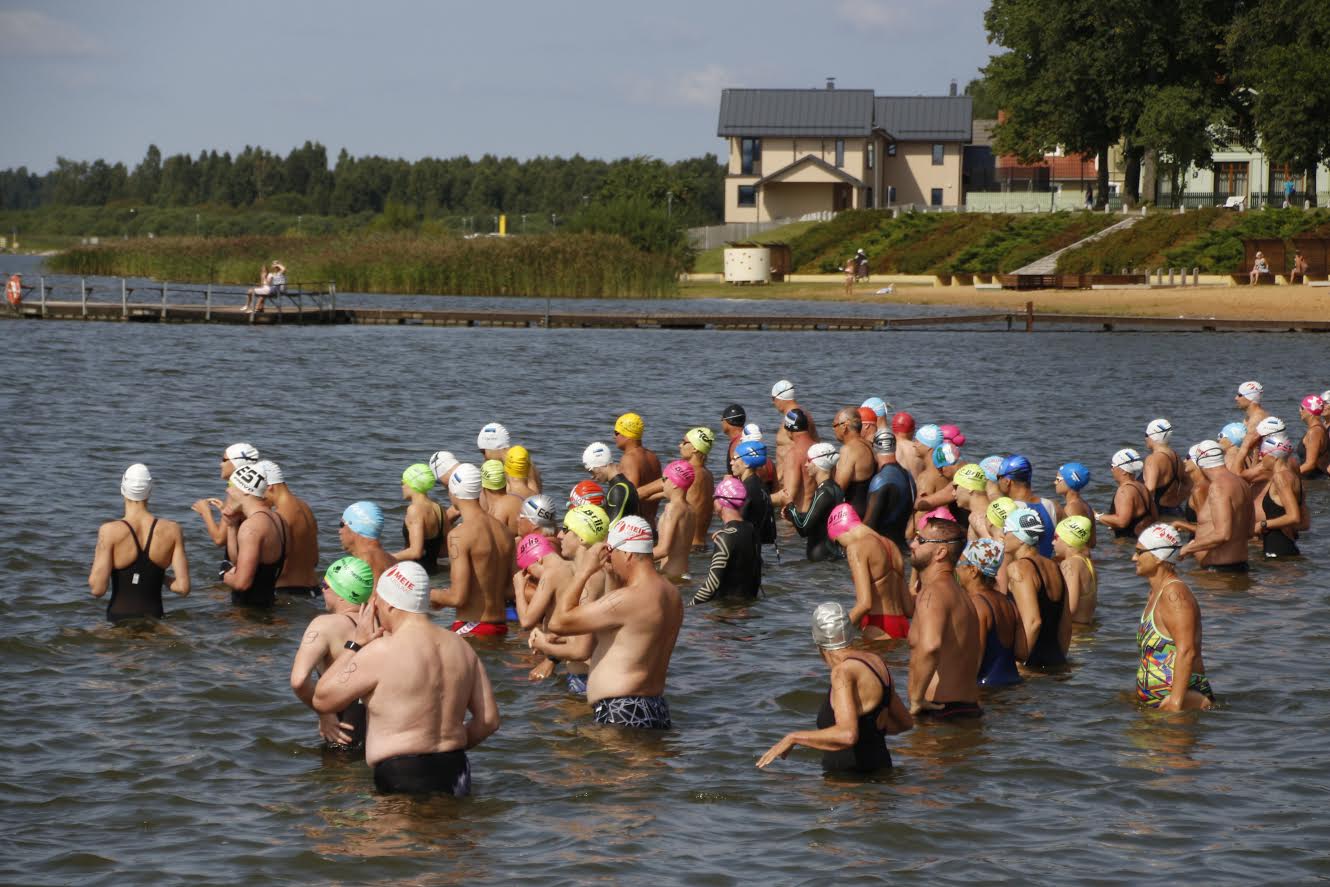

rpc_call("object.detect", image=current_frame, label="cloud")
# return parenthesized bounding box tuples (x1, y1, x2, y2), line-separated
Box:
(1, 9, 102, 58)
(623, 64, 739, 109)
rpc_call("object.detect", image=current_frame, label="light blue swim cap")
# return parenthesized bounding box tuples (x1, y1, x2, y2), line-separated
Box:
(916, 423, 943, 448)
(861, 396, 889, 417)
(1219, 422, 1247, 447)
(980, 455, 1004, 482)
(341, 501, 384, 539)
(1058, 461, 1091, 491)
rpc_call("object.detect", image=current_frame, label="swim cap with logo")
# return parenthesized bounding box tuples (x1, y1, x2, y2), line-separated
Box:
(872, 429, 896, 455)
(429, 450, 459, 481)
(891, 412, 916, 435)
(1111, 448, 1144, 475)
(857, 406, 878, 428)
(225, 442, 260, 468)
(504, 445, 531, 478)
(807, 442, 839, 471)
(582, 441, 613, 470)
(783, 409, 810, 432)
(663, 460, 696, 490)
(1190, 440, 1225, 469)
(1261, 433, 1294, 460)
(980, 455, 1004, 482)
(615, 412, 644, 440)
(916, 424, 943, 449)
(402, 463, 436, 493)
(741, 423, 763, 442)
(1237, 381, 1263, 403)
(1218, 423, 1247, 446)
(959, 537, 1004, 578)
(448, 463, 483, 500)
(120, 463, 153, 501)
(1004, 507, 1045, 546)
(1302, 394, 1326, 416)
(1056, 516, 1092, 548)
(735, 439, 768, 467)
(1145, 418, 1173, 444)
(999, 454, 1032, 481)
(342, 501, 384, 539)
(933, 442, 961, 468)
(229, 464, 268, 497)
(940, 424, 966, 447)
(827, 503, 862, 541)
(1057, 462, 1091, 491)
(520, 495, 558, 529)
(480, 459, 507, 491)
(953, 463, 988, 492)
(684, 427, 715, 455)
(476, 422, 510, 450)
(771, 380, 795, 400)
(607, 516, 654, 554)
(812, 601, 853, 650)
(1137, 523, 1182, 563)
(1255, 416, 1286, 438)
(377, 562, 431, 613)
(714, 475, 748, 508)
(563, 504, 610, 544)
(861, 396, 890, 417)
(986, 497, 1016, 532)
(568, 480, 606, 508)
(517, 533, 558, 570)
(722, 404, 746, 425)
(257, 460, 285, 487)
(324, 556, 373, 605)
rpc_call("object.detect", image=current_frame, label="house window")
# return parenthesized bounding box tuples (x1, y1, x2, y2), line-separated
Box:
(737, 185, 756, 207)
(887, 143, 897, 157)
(932, 144, 945, 166)
(931, 188, 944, 207)
(887, 186, 896, 204)
(835, 139, 845, 168)
(866, 188, 874, 208)
(741, 138, 761, 175)
(867, 143, 875, 170)
(1214, 161, 1247, 199)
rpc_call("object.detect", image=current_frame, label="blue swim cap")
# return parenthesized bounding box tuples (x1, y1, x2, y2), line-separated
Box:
(916, 424, 943, 448)
(979, 455, 1004, 482)
(861, 396, 889, 417)
(735, 439, 768, 468)
(933, 442, 960, 468)
(999, 454, 1032, 481)
(341, 501, 384, 539)
(1219, 421, 1247, 447)
(1058, 461, 1091, 491)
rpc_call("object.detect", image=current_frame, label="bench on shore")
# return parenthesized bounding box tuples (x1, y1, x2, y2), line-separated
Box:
(1236, 237, 1285, 285)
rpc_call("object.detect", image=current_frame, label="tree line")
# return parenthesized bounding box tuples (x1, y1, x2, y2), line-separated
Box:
(973, 0, 1330, 206)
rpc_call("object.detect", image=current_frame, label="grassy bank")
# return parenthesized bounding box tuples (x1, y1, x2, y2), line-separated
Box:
(48, 233, 678, 298)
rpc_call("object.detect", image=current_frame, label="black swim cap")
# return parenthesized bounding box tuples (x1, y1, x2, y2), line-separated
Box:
(783, 408, 809, 432)
(722, 404, 746, 425)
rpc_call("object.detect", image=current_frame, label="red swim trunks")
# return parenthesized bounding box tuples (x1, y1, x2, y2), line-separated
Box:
(860, 612, 910, 638)
(449, 620, 508, 637)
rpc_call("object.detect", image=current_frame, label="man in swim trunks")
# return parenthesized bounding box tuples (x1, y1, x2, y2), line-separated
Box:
(756, 602, 912, 773)
(1142, 419, 1190, 518)
(1297, 395, 1329, 476)
(995, 454, 1058, 556)
(690, 477, 761, 605)
(782, 442, 846, 562)
(652, 461, 696, 582)
(1097, 449, 1155, 539)
(257, 461, 321, 596)
(906, 517, 982, 718)
(1177, 440, 1253, 571)
(956, 538, 1024, 687)
(479, 459, 523, 537)
(429, 464, 515, 636)
(548, 516, 683, 729)
(1235, 381, 1270, 428)
(831, 408, 876, 519)
(338, 500, 396, 584)
(912, 442, 963, 528)
(89, 463, 190, 622)
(289, 556, 374, 749)
(528, 505, 611, 692)
(1054, 516, 1097, 625)
(614, 412, 663, 528)
(1004, 507, 1070, 667)
(771, 380, 819, 485)
(393, 463, 449, 573)
(863, 429, 917, 554)
(584, 441, 640, 525)
(1132, 525, 1215, 710)
(221, 464, 287, 608)
(192, 442, 259, 548)
(313, 562, 501, 796)
(1053, 462, 1095, 547)
(429, 451, 462, 524)
(503, 446, 539, 499)
(770, 408, 817, 512)
(828, 503, 909, 640)
(477, 422, 543, 493)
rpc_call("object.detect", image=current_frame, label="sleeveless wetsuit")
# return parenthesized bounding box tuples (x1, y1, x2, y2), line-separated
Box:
(604, 473, 641, 525)
(864, 463, 915, 554)
(1261, 489, 1300, 558)
(691, 519, 761, 604)
(974, 594, 1022, 686)
(232, 511, 286, 608)
(787, 479, 845, 562)
(741, 473, 778, 545)
(1136, 583, 1215, 706)
(816, 655, 893, 773)
(402, 502, 447, 573)
(844, 475, 871, 521)
(1021, 560, 1067, 668)
(107, 519, 166, 622)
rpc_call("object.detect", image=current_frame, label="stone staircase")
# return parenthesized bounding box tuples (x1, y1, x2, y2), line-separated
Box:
(1012, 216, 1140, 275)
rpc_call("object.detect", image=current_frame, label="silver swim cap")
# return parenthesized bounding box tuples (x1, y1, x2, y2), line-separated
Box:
(811, 602, 853, 650)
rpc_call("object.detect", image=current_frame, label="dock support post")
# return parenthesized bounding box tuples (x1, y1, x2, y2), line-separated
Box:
(1025, 300, 1033, 333)
(81, 278, 87, 317)
(161, 281, 167, 320)
(121, 278, 127, 318)
(545, 293, 551, 329)
(330, 283, 336, 322)
(205, 283, 211, 320)
(40, 276, 46, 317)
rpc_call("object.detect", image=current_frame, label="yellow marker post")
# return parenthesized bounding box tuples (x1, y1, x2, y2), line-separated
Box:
(499, 214, 507, 236)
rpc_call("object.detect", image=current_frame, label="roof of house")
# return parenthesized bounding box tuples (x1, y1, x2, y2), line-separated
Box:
(874, 96, 973, 142)
(754, 154, 868, 189)
(717, 89, 876, 137)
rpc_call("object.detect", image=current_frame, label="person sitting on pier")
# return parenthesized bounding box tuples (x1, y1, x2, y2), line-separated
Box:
(244, 261, 286, 313)
(1248, 251, 1269, 286)
(1289, 251, 1310, 285)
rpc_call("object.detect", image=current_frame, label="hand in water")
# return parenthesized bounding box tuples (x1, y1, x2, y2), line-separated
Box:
(319, 712, 355, 745)
(756, 736, 794, 769)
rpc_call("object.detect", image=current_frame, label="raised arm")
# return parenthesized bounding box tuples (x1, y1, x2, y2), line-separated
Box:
(548, 545, 624, 635)
(192, 498, 230, 547)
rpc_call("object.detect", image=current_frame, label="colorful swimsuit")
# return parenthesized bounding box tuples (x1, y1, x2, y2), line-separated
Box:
(1136, 583, 1215, 706)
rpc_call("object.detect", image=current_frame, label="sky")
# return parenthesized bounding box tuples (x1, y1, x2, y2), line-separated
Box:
(0, 0, 995, 173)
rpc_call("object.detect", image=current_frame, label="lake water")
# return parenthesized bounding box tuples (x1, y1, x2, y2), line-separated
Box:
(3, 260, 1329, 884)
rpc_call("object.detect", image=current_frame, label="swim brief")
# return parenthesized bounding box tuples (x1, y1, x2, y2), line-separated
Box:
(504, 605, 519, 621)
(372, 750, 470, 797)
(1201, 562, 1249, 573)
(859, 612, 910, 639)
(917, 700, 983, 720)
(566, 672, 588, 696)
(592, 694, 672, 729)
(450, 620, 508, 637)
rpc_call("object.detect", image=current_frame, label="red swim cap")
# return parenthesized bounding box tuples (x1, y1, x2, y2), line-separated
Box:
(857, 406, 878, 428)
(892, 411, 916, 435)
(568, 480, 605, 508)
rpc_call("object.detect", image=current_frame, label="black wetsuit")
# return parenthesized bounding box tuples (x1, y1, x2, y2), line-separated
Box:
(1261, 489, 1300, 558)
(1021, 561, 1067, 668)
(107, 519, 166, 622)
(604, 473, 640, 525)
(787, 479, 845, 562)
(843, 474, 872, 522)
(691, 519, 761, 604)
(402, 502, 447, 573)
(816, 655, 893, 773)
(232, 511, 286, 608)
(741, 473, 778, 545)
(373, 750, 470, 796)
(864, 463, 915, 553)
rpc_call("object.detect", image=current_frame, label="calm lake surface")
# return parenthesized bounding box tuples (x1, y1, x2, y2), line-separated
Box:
(3, 261, 1329, 884)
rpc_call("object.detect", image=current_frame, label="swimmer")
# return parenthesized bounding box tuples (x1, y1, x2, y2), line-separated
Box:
(730, 440, 778, 549)
(1054, 516, 1097, 625)
(1180, 452, 1209, 522)
(1053, 462, 1096, 547)
(681, 427, 717, 548)
(863, 429, 917, 554)
(289, 556, 374, 749)
(529, 504, 611, 693)
(771, 380, 819, 485)
(782, 442, 846, 562)
(429, 464, 516, 636)
(1235, 416, 1288, 484)
(1296, 395, 1329, 476)
(221, 464, 287, 608)
(914, 442, 963, 526)
(1253, 435, 1305, 558)
(957, 538, 1024, 687)
(1177, 440, 1254, 571)
(829, 503, 909, 640)
(479, 459, 523, 537)
(1143, 419, 1190, 517)
(257, 461, 321, 595)
(652, 461, 697, 582)
(89, 464, 190, 622)
(313, 562, 501, 796)
(338, 501, 396, 584)
(1235, 380, 1270, 427)
(892, 412, 923, 479)
(393, 463, 449, 574)
(769, 408, 817, 512)
(1132, 525, 1215, 711)
(740, 422, 779, 489)
(1004, 507, 1070, 668)
(995, 455, 1058, 556)
(503, 445, 539, 499)
(513, 531, 575, 681)
(583, 441, 640, 524)
(831, 408, 876, 518)
(430, 451, 462, 524)
(720, 403, 747, 468)
(613, 412, 663, 527)
(906, 517, 982, 718)
(691, 477, 761, 605)
(757, 602, 912, 773)
(518, 494, 559, 539)
(192, 442, 259, 547)
(477, 422, 543, 493)
(548, 517, 683, 729)
(952, 463, 992, 542)
(980, 455, 1005, 500)
(1097, 449, 1155, 538)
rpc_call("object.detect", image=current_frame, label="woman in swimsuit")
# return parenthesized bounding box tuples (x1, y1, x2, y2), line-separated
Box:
(1253, 435, 1305, 558)
(89, 464, 190, 622)
(1097, 449, 1155, 539)
(1133, 524, 1215, 711)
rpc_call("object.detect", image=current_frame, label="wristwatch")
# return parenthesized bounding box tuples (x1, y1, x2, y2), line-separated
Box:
(344, 640, 363, 652)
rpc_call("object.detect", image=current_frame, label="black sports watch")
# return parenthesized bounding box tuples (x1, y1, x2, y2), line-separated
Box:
(344, 640, 363, 652)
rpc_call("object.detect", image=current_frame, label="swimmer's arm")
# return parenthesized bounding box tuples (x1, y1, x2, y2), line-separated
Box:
(290, 618, 331, 709)
(88, 523, 114, 597)
(1159, 590, 1201, 712)
(637, 478, 665, 502)
(758, 668, 861, 768)
(914, 485, 955, 510)
(527, 461, 543, 494)
(906, 592, 942, 712)
(392, 505, 425, 561)
(313, 643, 382, 714)
(1061, 561, 1081, 618)
(1261, 476, 1302, 532)
(691, 529, 732, 605)
(549, 547, 623, 634)
(1007, 563, 1042, 658)
(168, 524, 190, 596)
(834, 455, 853, 492)
(846, 549, 874, 626)
(863, 488, 883, 530)
(520, 572, 557, 630)
(1142, 455, 1162, 494)
(222, 521, 261, 591)
(532, 630, 592, 661)
(881, 679, 914, 735)
(430, 538, 469, 609)
(1298, 433, 1322, 475)
(192, 499, 229, 547)
(652, 512, 676, 561)
(465, 662, 500, 749)
(1096, 488, 1134, 529)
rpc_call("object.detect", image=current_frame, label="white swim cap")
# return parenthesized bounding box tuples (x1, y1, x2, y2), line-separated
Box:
(1261, 433, 1294, 460)
(740, 423, 763, 442)
(476, 422, 510, 451)
(607, 516, 654, 554)
(1146, 418, 1173, 444)
(257, 459, 284, 486)
(807, 442, 839, 471)
(582, 441, 613, 471)
(1111, 448, 1144, 475)
(1255, 416, 1286, 438)
(520, 494, 558, 529)
(1190, 439, 1225, 470)
(448, 463, 482, 500)
(120, 463, 152, 501)
(811, 602, 853, 650)
(429, 450, 459, 481)
(376, 562, 431, 613)
(229, 463, 268, 497)
(771, 379, 795, 400)
(1137, 523, 1183, 563)
(1237, 381, 1263, 403)
(225, 442, 260, 468)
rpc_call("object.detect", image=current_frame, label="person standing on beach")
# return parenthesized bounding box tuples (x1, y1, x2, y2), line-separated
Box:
(614, 413, 662, 528)
(258, 460, 321, 596)
(192, 442, 259, 548)
(89, 464, 190, 622)
(221, 464, 287, 608)
(906, 517, 982, 719)
(1177, 440, 1253, 572)
(429, 464, 515, 637)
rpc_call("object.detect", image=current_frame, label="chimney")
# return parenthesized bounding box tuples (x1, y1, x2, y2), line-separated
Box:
(949, 79, 958, 97)
(826, 77, 836, 90)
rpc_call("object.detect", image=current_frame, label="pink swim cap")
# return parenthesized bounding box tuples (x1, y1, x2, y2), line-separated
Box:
(714, 475, 747, 508)
(1302, 394, 1326, 416)
(917, 505, 958, 531)
(663, 459, 696, 490)
(516, 533, 556, 570)
(827, 503, 862, 540)
(940, 424, 966, 447)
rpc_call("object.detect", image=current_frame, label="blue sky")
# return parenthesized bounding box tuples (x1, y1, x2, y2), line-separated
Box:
(0, 0, 994, 172)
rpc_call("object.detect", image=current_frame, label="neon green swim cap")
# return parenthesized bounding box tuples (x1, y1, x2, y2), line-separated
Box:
(564, 504, 610, 544)
(402, 463, 436, 494)
(324, 556, 373, 605)
(481, 459, 507, 491)
(986, 497, 1017, 532)
(953, 463, 988, 492)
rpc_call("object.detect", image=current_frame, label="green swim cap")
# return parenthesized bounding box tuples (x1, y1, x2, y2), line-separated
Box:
(324, 556, 373, 605)
(986, 497, 1017, 532)
(481, 459, 507, 491)
(402, 463, 436, 494)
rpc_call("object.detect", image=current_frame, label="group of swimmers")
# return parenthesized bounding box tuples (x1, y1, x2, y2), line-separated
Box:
(88, 379, 1330, 794)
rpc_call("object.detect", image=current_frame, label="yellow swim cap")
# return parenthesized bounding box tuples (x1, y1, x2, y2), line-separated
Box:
(564, 504, 610, 544)
(480, 459, 507, 491)
(953, 463, 987, 492)
(986, 497, 1016, 532)
(685, 426, 715, 455)
(615, 412, 644, 439)
(1056, 515, 1092, 548)
(504, 445, 530, 478)
(402, 463, 436, 494)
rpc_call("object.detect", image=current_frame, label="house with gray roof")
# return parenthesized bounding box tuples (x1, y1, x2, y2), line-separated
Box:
(717, 83, 972, 223)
